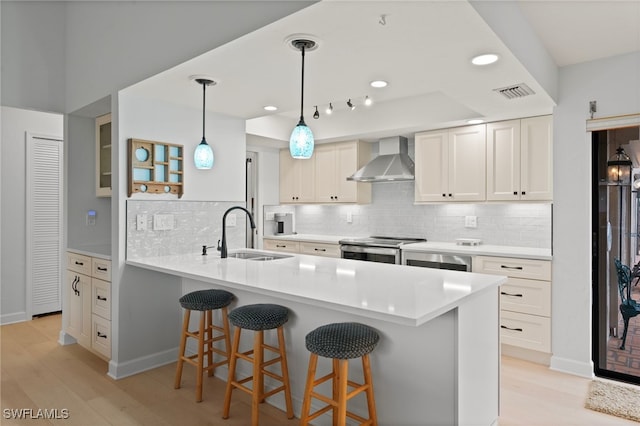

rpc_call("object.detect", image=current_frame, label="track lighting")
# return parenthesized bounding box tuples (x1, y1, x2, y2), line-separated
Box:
(325, 103, 333, 115)
(313, 106, 319, 119)
(347, 99, 355, 110)
(364, 96, 372, 106)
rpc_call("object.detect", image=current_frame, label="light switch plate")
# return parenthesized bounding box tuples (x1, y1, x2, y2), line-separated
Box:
(464, 215, 477, 228)
(136, 214, 147, 231)
(153, 214, 174, 230)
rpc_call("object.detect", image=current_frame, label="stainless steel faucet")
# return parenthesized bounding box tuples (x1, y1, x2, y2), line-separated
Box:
(217, 206, 256, 258)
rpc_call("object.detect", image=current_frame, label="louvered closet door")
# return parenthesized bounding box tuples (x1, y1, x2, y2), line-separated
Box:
(27, 133, 63, 316)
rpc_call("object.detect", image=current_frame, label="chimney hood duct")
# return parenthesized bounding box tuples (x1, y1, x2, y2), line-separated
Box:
(347, 136, 414, 182)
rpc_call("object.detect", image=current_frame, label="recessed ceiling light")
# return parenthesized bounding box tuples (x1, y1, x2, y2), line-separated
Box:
(467, 119, 484, 124)
(370, 80, 388, 88)
(471, 54, 499, 66)
(263, 105, 278, 111)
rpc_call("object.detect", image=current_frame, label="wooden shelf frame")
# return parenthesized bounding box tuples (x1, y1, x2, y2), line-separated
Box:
(128, 138, 184, 198)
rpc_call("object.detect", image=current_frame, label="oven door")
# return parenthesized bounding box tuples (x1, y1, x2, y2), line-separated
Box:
(340, 245, 400, 264)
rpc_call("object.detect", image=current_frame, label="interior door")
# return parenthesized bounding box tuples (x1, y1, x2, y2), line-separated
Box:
(26, 133, 64, 316)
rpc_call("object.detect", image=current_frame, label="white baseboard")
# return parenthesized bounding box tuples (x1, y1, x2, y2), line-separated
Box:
(1, 311, 27, 325)
(58, 330, 77, 346)
(550, 355, 594, 379)
(107, 347, 178, 380)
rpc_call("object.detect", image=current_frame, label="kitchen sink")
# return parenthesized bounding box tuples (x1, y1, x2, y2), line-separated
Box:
(227, 250, 292, 261)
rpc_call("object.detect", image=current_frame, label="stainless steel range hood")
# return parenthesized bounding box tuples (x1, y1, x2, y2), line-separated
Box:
(347, 136, 414, 182)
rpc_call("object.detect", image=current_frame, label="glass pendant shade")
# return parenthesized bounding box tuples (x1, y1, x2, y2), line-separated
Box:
(194, 138, 214, 169)
(607, 147, 632, 185)
(289, 119, 314, 159)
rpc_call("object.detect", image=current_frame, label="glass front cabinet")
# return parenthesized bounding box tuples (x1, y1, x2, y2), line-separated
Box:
(95, 113, 112, 197)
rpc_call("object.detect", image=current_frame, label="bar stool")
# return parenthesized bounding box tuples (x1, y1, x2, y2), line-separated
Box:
(300, 322, 380, 426)
(222, 303, 293, 426)
(174, 289, 234, 402)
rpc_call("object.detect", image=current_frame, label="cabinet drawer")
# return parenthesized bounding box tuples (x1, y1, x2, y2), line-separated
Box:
(500, 311, 550, 353)
(473, 256, 551, 281)
(67, 252, 92, 276)
(92, 278, 111, 320)
(263, 239, 300, 253)
(92, 258, 111, 281)
(500, 278, 551, 317)
(91, 314, 111, 359)
(299, 242, 341, 258)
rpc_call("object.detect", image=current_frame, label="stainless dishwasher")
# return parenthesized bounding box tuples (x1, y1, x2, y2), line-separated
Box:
(401, 250, 472, 272)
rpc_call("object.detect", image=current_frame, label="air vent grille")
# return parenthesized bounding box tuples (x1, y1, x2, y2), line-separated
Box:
(494, 83, 535, 100)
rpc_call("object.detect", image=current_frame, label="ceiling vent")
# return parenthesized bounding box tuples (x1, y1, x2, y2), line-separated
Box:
(494, 83, 535, 100)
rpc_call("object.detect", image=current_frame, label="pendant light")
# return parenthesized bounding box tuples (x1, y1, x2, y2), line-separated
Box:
(193, 78, 215, 169)
(289, 39, 316, 159)
(607, 147, 632, 185)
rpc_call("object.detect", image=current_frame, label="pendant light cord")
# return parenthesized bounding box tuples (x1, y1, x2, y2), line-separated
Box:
(202, 82, 206, 140)
(299, 44, 305, 122)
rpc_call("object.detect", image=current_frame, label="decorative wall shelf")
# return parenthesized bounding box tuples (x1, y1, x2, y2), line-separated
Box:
(128, 138, 184, 198)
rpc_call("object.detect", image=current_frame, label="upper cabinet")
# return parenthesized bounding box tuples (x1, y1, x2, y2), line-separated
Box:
(95, 113, 112, 197)
(280, 140, 371, 204)
(415, 124, 486, 202)
(314, 141, 371, 204)
(279, 149, 316, 204)
(486, 115, 552, 201)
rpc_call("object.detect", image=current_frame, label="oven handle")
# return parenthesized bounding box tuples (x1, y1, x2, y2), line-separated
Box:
(340, 245, 399, 256)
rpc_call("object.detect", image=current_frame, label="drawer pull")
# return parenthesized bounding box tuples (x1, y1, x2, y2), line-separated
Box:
(97, 266, 108, 272)
(500, 291, 523, 297)
(314, 248, 326, 252)
(75, 261, 84, 266)
(72, 276, 80, 296)
(501, 325, 523, 332)
(97, 331, 108, 339)
(97, 295, 107, 301)
(276, 245, 286, 248)
(500, 265, 523, 270)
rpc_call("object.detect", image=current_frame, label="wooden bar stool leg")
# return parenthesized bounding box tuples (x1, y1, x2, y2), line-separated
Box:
(332, 358, 340, 426)
(222, 327, 241, 419)
(174, 309, 190, 389)
(300, 353, 318, 426)
(363, 354, 378, 426)
(206, 310, 214, 377)
(336, 359, 349, 426)
(251, 330, 263, 426)
(195, 311, 206, 402)
(277, 326, 294, 419)
(221, 306, 231, 362)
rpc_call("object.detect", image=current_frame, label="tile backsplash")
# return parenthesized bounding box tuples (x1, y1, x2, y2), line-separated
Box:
(127, 200, 247, 259)
(265, 181, 552, 248)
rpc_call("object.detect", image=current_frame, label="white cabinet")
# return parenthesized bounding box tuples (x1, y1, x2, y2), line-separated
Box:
(279, 149, 316, 204)
(263, 238, 341, 258)
(96, 113, 112, 198)
(473, 256, 552, 358)
(486, 115, 553, 201)
(65, 251, 112, 360)
(314, 141, 371, 204)
(415, 124, 486, 202)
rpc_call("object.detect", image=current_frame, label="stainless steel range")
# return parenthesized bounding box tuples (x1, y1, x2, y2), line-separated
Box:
(339, 236, 426, 264)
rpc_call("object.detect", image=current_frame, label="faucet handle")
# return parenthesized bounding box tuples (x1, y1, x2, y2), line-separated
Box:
(216, 239, 222, 252)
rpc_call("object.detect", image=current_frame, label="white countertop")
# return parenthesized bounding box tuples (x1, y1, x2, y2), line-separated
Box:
(401, 242, 552, 261)
(262, 234, 346, 244)
(67, 244, 112, 260)
(127, 250, 505, 326)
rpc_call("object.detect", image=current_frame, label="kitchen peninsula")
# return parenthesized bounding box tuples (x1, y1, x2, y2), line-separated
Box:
(128, 250, 506, 425)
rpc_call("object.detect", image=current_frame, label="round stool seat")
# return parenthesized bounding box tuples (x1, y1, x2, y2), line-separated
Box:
(306, 322, 379, 359)
(228, 304, 288, 331)
(179, 289, 234, 311)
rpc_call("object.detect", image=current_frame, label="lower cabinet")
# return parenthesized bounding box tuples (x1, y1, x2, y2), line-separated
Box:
(66, 251, 112, 360)
(473, 255, 552, 362)
(263, 238, 340, 258)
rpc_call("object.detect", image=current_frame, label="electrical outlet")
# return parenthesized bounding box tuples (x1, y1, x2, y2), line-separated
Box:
(153, 214, 174, 230)
(265, 212, 275, 221)
(136, 214, 147, 231)
(346, 211, 353, 223)
(464, 215, 477, 228)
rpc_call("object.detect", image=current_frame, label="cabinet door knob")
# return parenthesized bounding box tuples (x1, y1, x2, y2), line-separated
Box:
(442, 194, 446, 197)
(521, 191, 526, 195)
(513, 191, 518, 195)
(448, 193, 452, 197)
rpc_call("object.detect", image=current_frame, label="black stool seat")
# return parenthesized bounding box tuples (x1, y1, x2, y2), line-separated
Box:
(179, 289, 234, 311)
(228, 303, 288, 330)
(306, 322, 379, 359)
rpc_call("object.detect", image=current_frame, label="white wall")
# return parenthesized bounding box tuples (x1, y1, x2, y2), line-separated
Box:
(1, 107, 63, 324)
(551, 51, 640, 377)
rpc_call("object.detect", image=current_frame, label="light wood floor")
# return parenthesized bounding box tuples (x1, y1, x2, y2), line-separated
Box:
(1, 314, 636, 425)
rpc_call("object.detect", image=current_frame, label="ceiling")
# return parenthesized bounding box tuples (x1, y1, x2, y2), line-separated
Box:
(125, 0, 640, 145)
